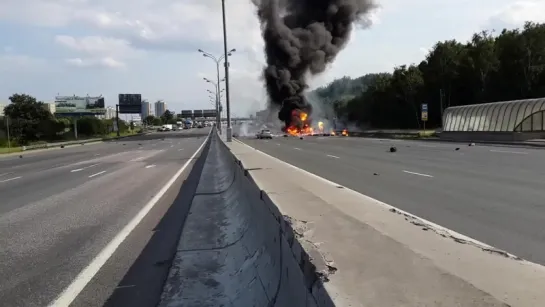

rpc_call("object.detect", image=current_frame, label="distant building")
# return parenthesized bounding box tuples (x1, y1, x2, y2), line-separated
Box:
(155, 100, 167, 117)
(0, 104, 4, 116)
(105, 107, 116, 119)
(255, 109, 273, 122)
(43, 103, 56, 114)
(141, 100, 151, 118)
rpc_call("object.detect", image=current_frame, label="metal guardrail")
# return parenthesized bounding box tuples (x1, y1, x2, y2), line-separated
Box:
(21, 138, 103, 151)
(20, 133, 146, 151)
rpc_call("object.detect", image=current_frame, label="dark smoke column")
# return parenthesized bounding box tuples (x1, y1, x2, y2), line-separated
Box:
(251, 0, 377, 131)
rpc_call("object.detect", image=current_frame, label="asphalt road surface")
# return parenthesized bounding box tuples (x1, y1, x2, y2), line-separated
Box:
(239, 135, 545, 266)
(0, 128, 211, 307)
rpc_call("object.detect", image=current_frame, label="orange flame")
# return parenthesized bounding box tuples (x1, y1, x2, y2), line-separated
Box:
(286, 126, 298, 136)
(284, 111, 314, 136)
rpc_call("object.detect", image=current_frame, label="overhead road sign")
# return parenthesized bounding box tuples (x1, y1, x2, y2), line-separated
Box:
(193, 110, 204, 118)
(181, 110, 193, 118)
(118, 94, 142, 114)
(203, 109, 217, 118)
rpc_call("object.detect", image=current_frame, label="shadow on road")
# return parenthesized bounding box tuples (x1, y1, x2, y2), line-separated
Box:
(101, 135, 211, 307)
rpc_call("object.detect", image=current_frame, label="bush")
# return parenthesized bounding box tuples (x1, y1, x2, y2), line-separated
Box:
(0, 138, 19, 147)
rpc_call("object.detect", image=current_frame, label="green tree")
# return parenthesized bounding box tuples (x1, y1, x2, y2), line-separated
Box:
(144, 115, 155, 125)
(152, 117, 163, 126)
(316, 21, 545, 130)
(3, 94, 60, 144)
(4, 94, 52, 121)
(161, 109, 174, 123)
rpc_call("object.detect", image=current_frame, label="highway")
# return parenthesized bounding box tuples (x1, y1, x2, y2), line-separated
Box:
(0, 128, 210, 307)
(238, 135, 545, 266)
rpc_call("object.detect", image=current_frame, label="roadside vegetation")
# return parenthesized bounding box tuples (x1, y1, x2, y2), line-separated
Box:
(0, 94, 135, 152)
(313, 21, 545, 130)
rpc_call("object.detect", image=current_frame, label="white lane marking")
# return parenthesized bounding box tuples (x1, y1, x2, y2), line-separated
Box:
(130, 156, 144, 162)
(276, 143, 280, 146)
(327, 154, 340, 159)
(0, 176, 21, 183)
(48, 129, 211, 307)
(178, 149, 184, 151)
(170, 145, 174, 147)
(0, 172, 13, 177)
(71, 163, 99, 172)
(94, 154, 100, 156)
(403, 170, 433, 177)
(88, 171, 106, 178)
(490, 149, 528, 155)
(294, 148, 302, 150)
(145, 164, 155, 168)
(233, 138, 523, 260)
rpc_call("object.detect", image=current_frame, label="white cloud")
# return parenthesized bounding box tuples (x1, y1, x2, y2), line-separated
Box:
(492, 1, 545, 25)
(65, 57, 125, 68)
(1, 0, 544, 116)
(55, 35, 141, 68)
(0, 0, 262, 54)
(0, 54, 50, 73)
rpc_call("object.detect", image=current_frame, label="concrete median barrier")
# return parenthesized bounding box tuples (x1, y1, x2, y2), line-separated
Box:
(159, 133, 332, 307)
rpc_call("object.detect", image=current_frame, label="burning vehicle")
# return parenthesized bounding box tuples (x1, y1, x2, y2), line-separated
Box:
(252, 0, 375, 142)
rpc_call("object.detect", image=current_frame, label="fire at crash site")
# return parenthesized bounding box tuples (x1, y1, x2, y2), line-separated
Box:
(284, 109, 347, 137)
(251, 0, 377, 136)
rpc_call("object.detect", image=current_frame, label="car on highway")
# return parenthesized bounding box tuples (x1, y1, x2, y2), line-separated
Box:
(256, 129, 273, 139)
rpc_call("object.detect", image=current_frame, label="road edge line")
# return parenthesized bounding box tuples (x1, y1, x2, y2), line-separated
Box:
(233, 138, 534, 264)
(48, 130, 212, 307)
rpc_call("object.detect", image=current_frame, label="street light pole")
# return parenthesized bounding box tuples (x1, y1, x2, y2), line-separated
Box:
(198, 46, 235, 138)
(221, 0, 232, 141)
(203, 77, 225, 132)
(215, 60, 221, 132)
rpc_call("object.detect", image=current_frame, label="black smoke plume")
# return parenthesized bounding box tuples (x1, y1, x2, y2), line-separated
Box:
(251, 0, 377, 130)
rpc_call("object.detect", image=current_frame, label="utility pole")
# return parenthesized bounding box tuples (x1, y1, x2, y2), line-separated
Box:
(115, 104, 120, 137)
(221, 0, 232, 141)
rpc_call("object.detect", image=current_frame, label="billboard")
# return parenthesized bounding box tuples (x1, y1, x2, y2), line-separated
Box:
(193, 110, 203, 118)
(118, 94, 142, 114)
(181, 110, 193, 118)
(55, 95, 106, 115)
(203, 109, 217, 118)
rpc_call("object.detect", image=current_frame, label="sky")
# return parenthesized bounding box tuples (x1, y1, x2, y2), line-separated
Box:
(0, 0, 544, 117)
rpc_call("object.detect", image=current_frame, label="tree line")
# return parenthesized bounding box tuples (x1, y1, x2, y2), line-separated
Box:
(143, 110, 178, 126)
(313, 21, 545, 129)
(0, 94, 129, 146)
